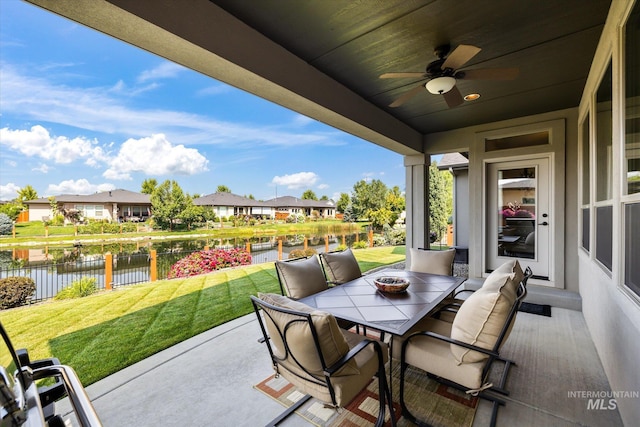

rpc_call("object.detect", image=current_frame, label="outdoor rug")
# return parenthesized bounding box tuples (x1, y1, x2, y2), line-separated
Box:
(254, 362, 478, 426)
(519, 302, 552, 317)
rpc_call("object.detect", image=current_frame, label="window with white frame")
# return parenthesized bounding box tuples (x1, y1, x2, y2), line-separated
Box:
(623, 2, 640, 298)
(595, 61, 613, 271)
(580, 114, 590, 252)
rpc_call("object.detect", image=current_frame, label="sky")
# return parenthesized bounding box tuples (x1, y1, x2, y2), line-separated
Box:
(0, 1, 406, 203)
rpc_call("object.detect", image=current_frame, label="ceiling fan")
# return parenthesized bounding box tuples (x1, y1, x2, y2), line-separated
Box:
(380, 44, 519, 108)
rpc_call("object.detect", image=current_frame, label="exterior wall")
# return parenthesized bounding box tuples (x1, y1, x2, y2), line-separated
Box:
(452, 169, 469, 247)
(576, 1, 640, 424)
(28, 204, 51, 222)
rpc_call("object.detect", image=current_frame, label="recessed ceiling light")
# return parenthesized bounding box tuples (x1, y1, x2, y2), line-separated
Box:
(464, 93, 480, 101)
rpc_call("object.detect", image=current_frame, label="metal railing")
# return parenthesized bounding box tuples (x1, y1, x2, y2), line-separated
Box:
(0, 234, 363, 302)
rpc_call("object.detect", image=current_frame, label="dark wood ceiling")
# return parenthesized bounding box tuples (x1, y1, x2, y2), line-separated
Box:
(210, 0, 611, 135)
(26, 0, 612, 155)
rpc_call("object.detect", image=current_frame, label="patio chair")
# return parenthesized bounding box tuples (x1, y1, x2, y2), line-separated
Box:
(274, 255, 328, 299)
(407, 247, 456, 275)
(251, 293, 396, 427)
(319, 248, 383, 338)
(436, 259, 530, 322)
(274, 255, 358, 332)
(319, 248, 362, 285)
(396, 262, 532, 427)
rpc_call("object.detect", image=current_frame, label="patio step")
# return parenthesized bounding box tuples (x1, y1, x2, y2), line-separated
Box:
(463, 278, 582, 311)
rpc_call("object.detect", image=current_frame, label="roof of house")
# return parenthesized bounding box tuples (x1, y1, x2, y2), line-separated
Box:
(25, 189, 151, 205)
(266, 196, 335, 209)
(437, 153, 469, 170)
(193, 192, 265, 207)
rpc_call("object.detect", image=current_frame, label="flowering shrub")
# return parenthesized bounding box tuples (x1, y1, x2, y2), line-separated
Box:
(500, 201, 534, 219)
(168, 248, 252, 278)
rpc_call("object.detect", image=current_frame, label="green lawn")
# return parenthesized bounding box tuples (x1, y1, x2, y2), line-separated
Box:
(0, 245, 406, 386)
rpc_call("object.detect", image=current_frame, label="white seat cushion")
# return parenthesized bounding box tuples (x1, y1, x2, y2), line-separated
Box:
(449, 260, 523, 364)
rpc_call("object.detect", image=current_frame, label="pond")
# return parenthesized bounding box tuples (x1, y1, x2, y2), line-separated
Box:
(0, 226, 399, 301)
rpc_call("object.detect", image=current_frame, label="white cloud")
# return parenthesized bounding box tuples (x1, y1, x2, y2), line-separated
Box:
(137, 62, 185, 83)
(46, 179, 115, 196)
(272, 172, 319, 190)
(317, 183, 329, 190)
(103, 134, 209, 180)
(0, 183, 20, 200)
(0, 66, 347, 148)
(0, 125, 109, 165)
(32, 163, 50, 173)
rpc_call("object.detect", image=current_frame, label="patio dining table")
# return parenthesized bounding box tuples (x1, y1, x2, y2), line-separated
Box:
(298, 268, 465, 336)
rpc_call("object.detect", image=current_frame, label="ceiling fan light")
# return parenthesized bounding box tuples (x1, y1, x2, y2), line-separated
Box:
(425, 76, 456, 94)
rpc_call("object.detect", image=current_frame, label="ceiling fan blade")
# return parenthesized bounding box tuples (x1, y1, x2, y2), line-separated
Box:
(380, 72, 426, 79)
(460, 67, 520, 80)
(443, 86, 464, 108)
(389, 84, 425, 107)
(442, 44, 481, 70)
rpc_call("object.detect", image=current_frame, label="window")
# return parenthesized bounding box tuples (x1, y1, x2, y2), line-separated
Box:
(625, 3, 640, 195)
(595, 61, 613, 271)
(581, 114, 590, 251)
(485, 131, 549, 152)
(623, 2, 640, 299)
(596, 62, 613, 202)
(625, 203, 640, 297)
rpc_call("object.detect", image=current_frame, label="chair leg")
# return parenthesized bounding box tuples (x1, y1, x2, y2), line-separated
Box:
(399, 360, 432, 427)
(265, 393, 312, 427)
(375, 369, 396, 427)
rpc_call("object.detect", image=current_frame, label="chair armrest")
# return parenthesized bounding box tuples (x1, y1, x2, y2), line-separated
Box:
(403, 330, 500, 359)
(324, 339, 383, 376)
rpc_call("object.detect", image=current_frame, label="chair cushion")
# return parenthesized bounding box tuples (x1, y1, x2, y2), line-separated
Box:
(449, 260, 523, 364)
(275, 256, 328, 299)
(320, 248, 362, 285)
(408, 248, 455, 275)
(400, 318, 486, 390)
(257, 293, 359, 377)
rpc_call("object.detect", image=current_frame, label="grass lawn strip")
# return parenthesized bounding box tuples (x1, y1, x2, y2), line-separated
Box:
(0, 246, 405, 385)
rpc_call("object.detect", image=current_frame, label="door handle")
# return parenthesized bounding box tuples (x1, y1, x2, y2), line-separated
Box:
(538, 221, 548, 226)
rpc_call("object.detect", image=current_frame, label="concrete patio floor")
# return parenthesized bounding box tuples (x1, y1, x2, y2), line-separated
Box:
(57, 300, 624, 427)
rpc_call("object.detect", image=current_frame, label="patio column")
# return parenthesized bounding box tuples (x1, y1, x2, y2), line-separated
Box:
(404, 154, 430, 266)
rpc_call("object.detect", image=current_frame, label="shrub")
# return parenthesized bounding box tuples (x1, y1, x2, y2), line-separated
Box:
(0, 213, 13, 235)
(352, 241, 368, 249)
(0, 276, 36, 309)
(168, 248, 252, 278)
(288, 248, 317, 259)
(55, 277, 97, 300)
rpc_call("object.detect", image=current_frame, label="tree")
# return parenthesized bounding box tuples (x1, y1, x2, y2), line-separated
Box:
(151, 180, 187, 230)
(141, 178, 158, 194)
(368, 207, 393, 229)
(217, 185, 231, 193)
(301, 189, 318, 200)
(0, 203, 22, 221)
(351, 179, 388, 220)
(320, 195, 329, 201)
(386, 185, 405, 225)
(336, 193, 350, 213)
(17, 185, 38, 203)
(428, 161, 448, 241)
(0, 213, 12, 235)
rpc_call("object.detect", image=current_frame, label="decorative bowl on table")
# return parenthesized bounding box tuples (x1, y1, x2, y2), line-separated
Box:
(374, 276, 410, 293)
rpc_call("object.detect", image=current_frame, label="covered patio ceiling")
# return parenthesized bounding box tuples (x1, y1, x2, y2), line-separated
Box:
(27, 0, 611, 156)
